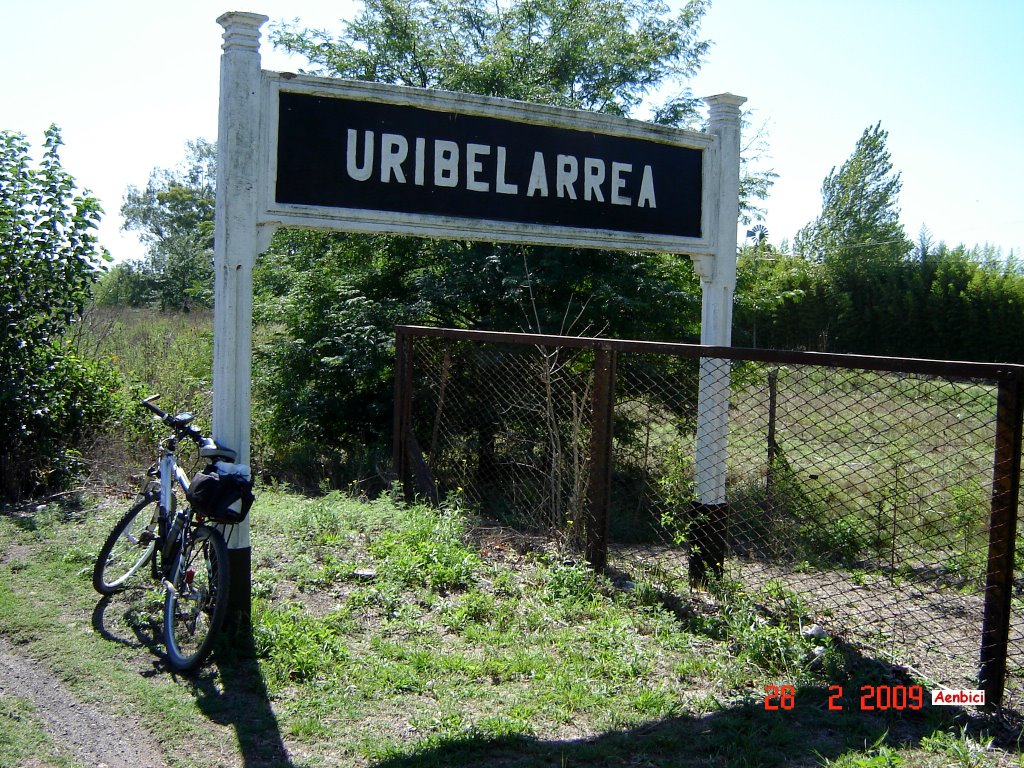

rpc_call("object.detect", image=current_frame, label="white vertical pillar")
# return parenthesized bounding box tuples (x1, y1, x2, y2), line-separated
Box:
(213, 11, 267, 624)
(693, 93, 745, 505)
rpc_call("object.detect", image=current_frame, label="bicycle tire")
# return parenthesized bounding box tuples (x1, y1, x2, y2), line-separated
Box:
(163, 525, 230, 672)
(92, 494, 159, 595)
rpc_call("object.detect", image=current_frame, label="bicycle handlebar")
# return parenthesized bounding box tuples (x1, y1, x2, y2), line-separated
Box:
(141, 395, 206, 446)
(142, 395, 238, 462)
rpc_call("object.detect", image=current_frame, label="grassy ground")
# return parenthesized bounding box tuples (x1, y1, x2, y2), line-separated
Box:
(1, 487, 1021, 767)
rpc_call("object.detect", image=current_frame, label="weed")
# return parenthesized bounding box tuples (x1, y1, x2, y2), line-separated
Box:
(823, 733, 904, 767)
(296, 552, 359, 591)
(628, 578, 663, 609)
(441, 590, 497, 631)
(252, 600, 351, 684)
(920, 726, 994, 768)
(761, 579, 809, 628)
(735, 622, 810, 676)
(543, 561, 600, 603)
(369, 506, 480, 591)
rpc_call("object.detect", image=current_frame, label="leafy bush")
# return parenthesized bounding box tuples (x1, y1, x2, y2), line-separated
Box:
(1, 127, 114, 499)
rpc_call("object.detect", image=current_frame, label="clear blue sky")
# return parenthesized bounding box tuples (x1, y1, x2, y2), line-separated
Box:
(3, 0, 1021, 261)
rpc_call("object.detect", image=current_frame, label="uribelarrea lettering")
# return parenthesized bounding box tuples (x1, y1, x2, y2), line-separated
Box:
(345, 129, 659, 210)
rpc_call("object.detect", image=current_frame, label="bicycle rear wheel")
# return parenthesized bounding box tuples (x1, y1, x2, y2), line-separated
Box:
(163, 525, 230, 672)
(92, 495, 159, 595)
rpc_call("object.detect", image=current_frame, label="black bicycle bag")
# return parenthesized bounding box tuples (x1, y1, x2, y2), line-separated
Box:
(187, 465, 255, 524)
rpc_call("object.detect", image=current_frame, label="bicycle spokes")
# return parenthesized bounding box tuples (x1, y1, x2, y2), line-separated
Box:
(163, 527, 229, 672)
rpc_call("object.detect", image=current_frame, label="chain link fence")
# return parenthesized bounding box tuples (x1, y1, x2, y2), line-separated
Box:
(394, 325, 1024, 708)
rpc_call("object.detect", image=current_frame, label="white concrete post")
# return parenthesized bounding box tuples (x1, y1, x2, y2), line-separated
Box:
(214, 11, 268, 626)
(688, 93, 744, 585)
(693, 93, 745, 503)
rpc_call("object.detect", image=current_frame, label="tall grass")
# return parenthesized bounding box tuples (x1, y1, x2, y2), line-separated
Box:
(75, 305, 214, 422)
(70, 306, 214, 488)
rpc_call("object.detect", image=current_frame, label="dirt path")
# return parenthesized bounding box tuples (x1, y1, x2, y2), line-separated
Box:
(0, 636, 167, 768)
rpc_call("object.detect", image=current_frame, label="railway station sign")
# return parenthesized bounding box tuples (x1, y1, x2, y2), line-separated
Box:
(262, 76, 716, 255)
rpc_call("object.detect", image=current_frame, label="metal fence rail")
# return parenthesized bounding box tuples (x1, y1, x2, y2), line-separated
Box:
(393, 325, 1024, 708)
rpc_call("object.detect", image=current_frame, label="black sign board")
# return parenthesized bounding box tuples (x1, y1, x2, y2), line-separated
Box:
(274, 91, 703, 240)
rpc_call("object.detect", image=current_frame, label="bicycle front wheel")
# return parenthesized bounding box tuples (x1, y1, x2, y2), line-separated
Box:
(93, 495, 159, 595)
(163, 525, 230, 672)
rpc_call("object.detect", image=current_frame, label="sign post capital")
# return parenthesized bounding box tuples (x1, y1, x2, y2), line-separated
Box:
(704, 93, 747, 118)
(216, 11, 268, 51)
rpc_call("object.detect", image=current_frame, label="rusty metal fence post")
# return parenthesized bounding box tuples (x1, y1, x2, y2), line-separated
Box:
(979, 376, 1024, 707)
(586, 347, 616, 570)
(765, 367, 779, 505)
(392, 329, 414, 501)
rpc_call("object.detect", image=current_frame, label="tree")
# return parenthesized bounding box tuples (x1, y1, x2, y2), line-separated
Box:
(796, 123, 909, 266)
(120, 139, 216, 310)
(732, 241, 814, 349)
(91, 260, 154, 307)
(1, 126, 115, 499)
(795, 123, 912, 352)
(737, 116, 779, 226)
(273, 0, 709, 120)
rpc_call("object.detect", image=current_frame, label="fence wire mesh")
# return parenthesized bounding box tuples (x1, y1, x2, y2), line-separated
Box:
(395, 327, 1024, 709)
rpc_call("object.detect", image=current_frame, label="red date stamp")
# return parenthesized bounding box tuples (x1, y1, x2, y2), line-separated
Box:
(764, 684, 925, 711)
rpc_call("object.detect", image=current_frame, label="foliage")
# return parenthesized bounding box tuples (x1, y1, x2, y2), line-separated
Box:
(70, 306, 216, 480)
(737, 116, 780, 226)
(920, 726, 994, 768)
(254, 232, 704, 485)
(797, 123, 910, 267)
(252, 233, 401, 485)
(272, 0, 710, 120)
(0, 126, 115, 500)
(732, 241, 809, 348)
(747, 237, 1024, 360)
(104, 138, 216, 310)
(742, 126, 1024, 362)
(90, 261, 154, 307)
(794, 122, 913, 354)
(368, 504, 482, 590)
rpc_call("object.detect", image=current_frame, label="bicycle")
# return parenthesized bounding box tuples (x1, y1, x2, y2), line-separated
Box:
(92, 395, 251, 672)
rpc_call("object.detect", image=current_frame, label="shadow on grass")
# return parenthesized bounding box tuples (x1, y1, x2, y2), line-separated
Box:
(91, 593, 159, 652)
(367, 686, 1019, 768)
(193, 627, 296, 768)
(92, 595, 294, 767)
(1, 493, 86, 533)
(366, 633, 1023, 768)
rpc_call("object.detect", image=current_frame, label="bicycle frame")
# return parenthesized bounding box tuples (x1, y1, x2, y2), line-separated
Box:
(158, 436, 192, 516)
(148, 434, 195, 587)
